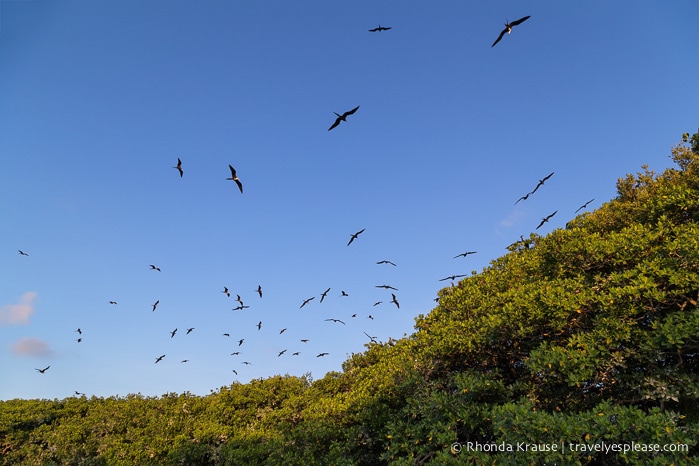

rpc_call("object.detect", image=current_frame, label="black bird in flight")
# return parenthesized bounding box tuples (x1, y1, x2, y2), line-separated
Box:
(530, 172, 555, 195)
(231, 351, 240, 356)
(328, 106, 360, 131)
(155, 355, 165, 364)
(368, 25, 391, 32)
(514, 192, 532, 205)
(35, 366, 50, 373)
(173, 158, 183, 177)
(292, 352, 300, 356)
(76, 338, 82, 343)
(150, 264, 161, 272)
(278, 349, 287, 357)
(74, 391, 85, 396)
(340, 290, 349, 297)
(236, 294, 244, 306)
(364, 332, 378, 343)
(300, 339, 309, 343)
(232, 305, 250, 311)
(170, 328, 177, 338)
(325, 318, 346, 325)
(226, 164, 243, 193)
(109, 301, 117, 305)
(575, 198, 595, 213)
(367, 315, 374, 320)
(223, 333, 230, 337)
(257, 321, 262, 331)
(222, 287, 230, 297)
(186, 328, 195, 334)
(316, 352, 329, 357)
(18, 250, 29, 256)
(439, 274, 467, 282)
(242, 361, 252, 365)
(454, 251, 477, 259)
(238, 339, 244, 346)
(347, 228, 365, 246)
(536, 210, 558, 230)
(75, 328, 82, 335)
(373, 301, 383, 307)
(232, 369, 238, 375)
(279, 328, 287, 334)
(320, 287, 331, 303)
(376, 260, 397, 266)
(391, 293, 400, 309)
(375, 284, 398, 291)
(491, 16, 531, 47)
(151, 300, 159, 312)
(300, 297, 315, 308)
(256, 285, 263, 298)
(181, 360, 189, 363)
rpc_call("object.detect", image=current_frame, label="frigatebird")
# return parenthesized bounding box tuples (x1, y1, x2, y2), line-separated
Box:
(300, 297, 315, 308)
(316, 352, 329, 357)
(375, 284, 398, 290)
(76, 328, 82, 335)
(186, 328, 194, 334)
(109, 301, 117, 305)
(36, 366, 50, 373)
(376, 260, 397, 266)
(347, 228, 365, 246)
(74, 391, 85, 396)
(155, 355, 165, 364)
(320, 287, 331, 303)
(373, 301, 383, 307)
(340, 290, 349, 297)
(364, 332, 378, 343)
(491, 16, 531, 47)
(325, 318, 346, 325)
(439, 274, 467, 282)
(173, 158, 183, 177)
(292, 352, 300, 356)
(238, 339, 244, 346)
(536, 210, 558, 230)
(515, 192, 531, 205)
(279, 328, 287, 334)
(453, 251, 477, 259)
(231, 352, 240, 356)
(226, 164, 243, 193)
(222, 287, 230, 297)
(328, 106, 360, 131)
(256, 285, 263, 298)
(170, 328, 177, 338)
(257, 321, 262, 331)
(575, 198, 595, 213)
(18, 250, 29, 256)
(232, 305, 250, 311)
(150, 264, 161, 272)
(391, 293, 400, 309)
(152, 300, 159, 312)
(278, 349, 287, 357)
(368, 25, 391, 32)
(300, 339, 309, 343)
(242, 361, 252, 365)
(181, 360, 189, 363)
(223, 333, 230, 337)
(530, 172, 554, 195)
(236, 294, 244, 306)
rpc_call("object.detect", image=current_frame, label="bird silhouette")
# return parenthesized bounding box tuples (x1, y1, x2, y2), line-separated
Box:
(238, 339, 244, 346)
(300, 339, 309, 343)
(257, 321, 262, 331)
(75, 328, 82, 335)
(109, 301, 117, 305)
(18, 250, 29, 256)
(232, 369, 238, 375)
(300, 297, 315, 308)
(575, 198, 595, 213)
(226, 164, 243, 193)
(292, 352, 300, 356)
(316, 352, 329, 357)
(231, 351, 240, 356)
(375, 284, 398, 291)
(186, 327, 194, 334)
(173, 158, 183, 177)
(391, 293, 400, 309)
(368, 315, 374, 320)
(328, 106, 360, 131)
(223, 333, 230, 337)
(491, 16, 531, 47)
(236, 294, 244, 306)
(325, 318, 346, 325)
(439, 275, 467, 282)
(514, 192, 532, 205)
(232, 305, 250, 311)
(181, 359, 189, 363)
(347, 228, 365, 246)
(376, 260, 396, 266)
(279, 328, 287, 334)
(368, 25, 391, 32)
(278, 349, 287, 357)
(453, 251, 477, 259)
(152, 300, 159, 312)
(155, 355, 165, 364)
(242, 361, 252, 365)
(256, 285, 263, 298)
(150, 264, 161, 272)
(222, 287, 230, 297)
(373, 301, 383, 307)
(74, 391, 85, 396)
(320, 287, 331, 303)
(170, 328, 177, 338)
(364, 332, 378, 343)
(35, 366, 50, 373)
(76, 338, 82, 343)
(536, 210, 558, 230)
(340, 290, 349, 297)
(529, 172, 554, 195)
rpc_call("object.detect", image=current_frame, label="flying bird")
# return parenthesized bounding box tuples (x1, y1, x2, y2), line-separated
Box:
(75, 328, 82, 335)
(453, 251, 477, 259)
(300, 297, 315, 308)
(149, 264, 161, 272)
(300, 339, 309, 343)
(18, 250, 29, 256)
(109, 301, 117, 305)
(325, 318, 346, 325)
(347, 228, 365, 246)
(364, 332, 378, 343)
(181, 359, 189, 363)
(530, 172, 555, 195)
(391, 293, 400, 309)
(328, 106, 360, 131)
(151, 300, 159, 312)
(173, 158, 183, 177)
(76, 338, 82, 343)
(226, 164, 243, 193)
(320, 287, 331, 303)
(536, 210, 558, 230)
(292, 352, 300, 356)
(278, 349, 287, 357)
(238, 339, 244, 346)
(170, 328, 177, 338)
(376, 260, 396, 266)
(242, 361, 252, 365)
(316, 352, 329, 357)
(74, 391, 85, 396)
(231, 352, 240, 356)
(368, 25, 391, 32)
(35, 366, 50, 373)
(375, 284, 398, 291)
(232, 305, 250, 311)
(186, 328, 194, 334)
(514, 192, 532, 205)
(256, 285, 262, 298)
(373, 301, 383, 307)
(575, 198, 595, 213)
(222, 287, 230, 297)
(257, 321, 262, 331)
(232, 369, 238, 375)
(491, 15, 531, 47)
(340, 290, 349, 297)
(223, 333, 230, 337)
(279, 328, 287, 334)
(154, 355, 165, 364)
(236, 294, 244, 306)
(439, 275, 467, 282)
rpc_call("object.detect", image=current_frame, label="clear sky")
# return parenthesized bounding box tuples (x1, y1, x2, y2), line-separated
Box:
(1, 1, 697, 400)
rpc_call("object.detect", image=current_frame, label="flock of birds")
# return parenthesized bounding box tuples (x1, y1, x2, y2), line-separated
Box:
(18, 14, 599, 393)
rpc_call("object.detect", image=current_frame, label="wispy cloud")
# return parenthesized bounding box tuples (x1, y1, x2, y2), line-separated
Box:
(0, 291, 38, 325)
(12, 338, 53, 357)
(498, 209, 527, 228)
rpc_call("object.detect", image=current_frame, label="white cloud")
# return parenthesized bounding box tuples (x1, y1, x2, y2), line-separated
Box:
(12, 337, 53, 357)
(0, 291, 38, 325)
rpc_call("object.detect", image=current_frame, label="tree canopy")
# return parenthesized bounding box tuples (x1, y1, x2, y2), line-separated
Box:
(2, 131, 698, 465)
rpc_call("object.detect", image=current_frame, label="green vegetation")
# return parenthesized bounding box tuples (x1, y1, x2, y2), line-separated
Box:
(3, 131, 699, 465)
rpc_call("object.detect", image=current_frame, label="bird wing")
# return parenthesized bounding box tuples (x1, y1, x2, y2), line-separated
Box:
(328, 117, 342, 131)
(510, 16, 531, 26)
(368, 27, 378, 32)
(229, 164, 237, 178)
(235, 179, 243, 193)
(542, 171, 554, 182)
(344, 106, 360, 117)
(491, 28, 507, 47)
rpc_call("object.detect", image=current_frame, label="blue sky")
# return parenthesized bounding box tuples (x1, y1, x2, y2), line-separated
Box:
(1, 1, 697, 400)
